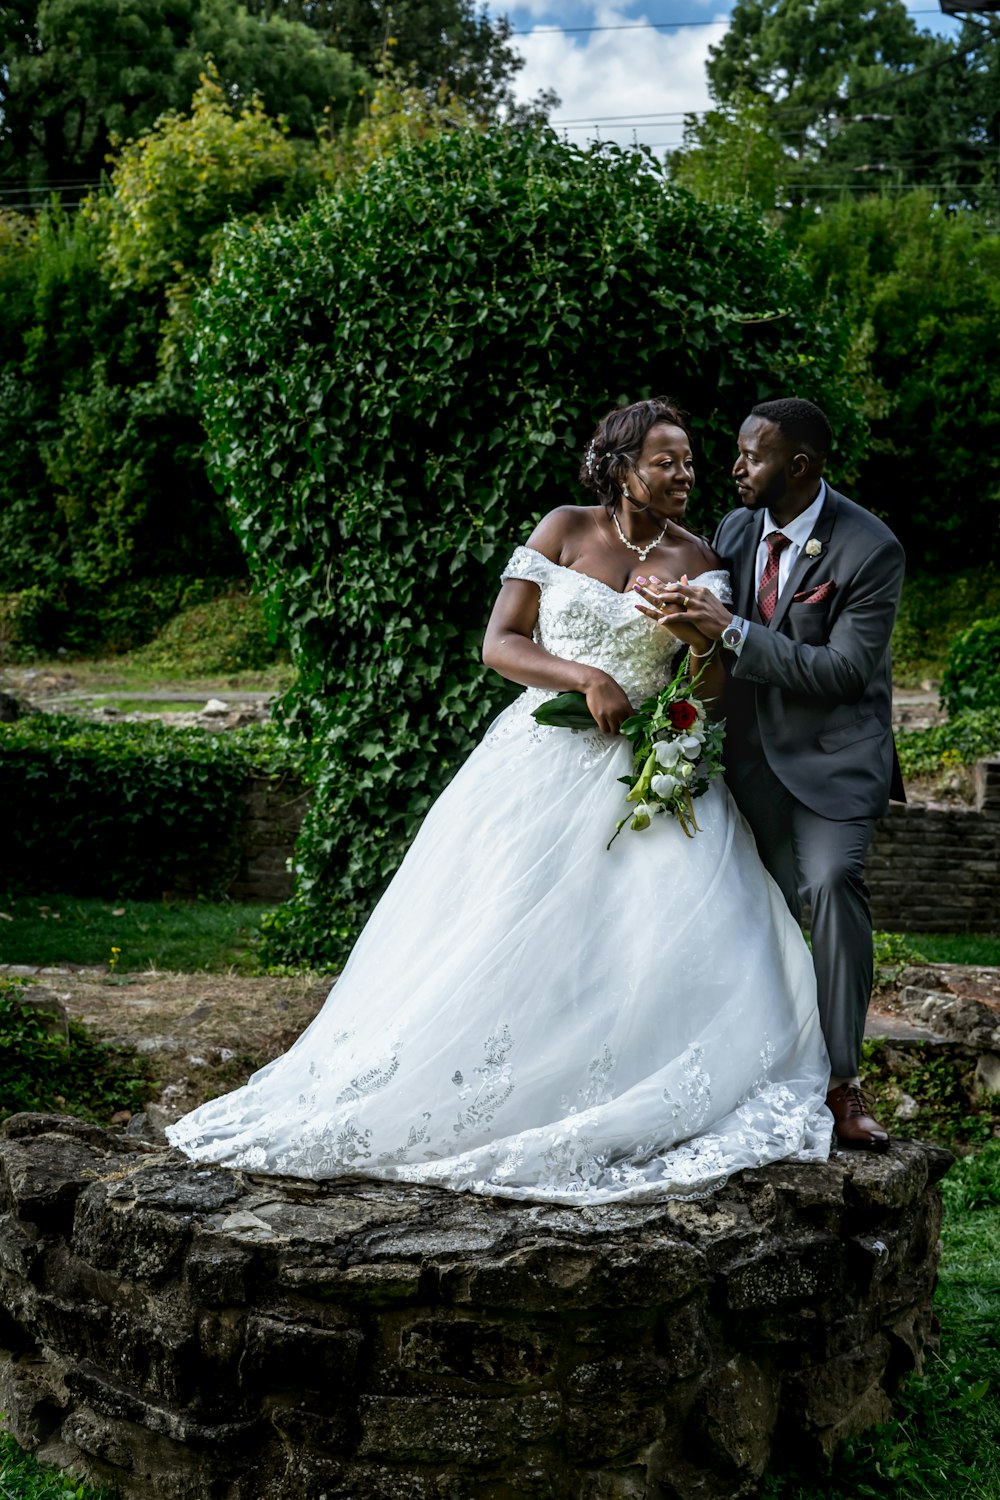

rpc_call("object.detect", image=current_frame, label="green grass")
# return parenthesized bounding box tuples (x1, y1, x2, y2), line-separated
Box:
(2, 655, 292, 694)
(0, 896, 269, 974)
(0, 1429, 116, 1499)
(761, 1144, 1000, 1499)
(84, 698, 211, 713)
(873, 930, 1000, 986)
(905, 932, 1000, 967)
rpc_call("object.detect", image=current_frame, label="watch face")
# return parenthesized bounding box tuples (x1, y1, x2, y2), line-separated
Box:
(722, 625, 742, 648)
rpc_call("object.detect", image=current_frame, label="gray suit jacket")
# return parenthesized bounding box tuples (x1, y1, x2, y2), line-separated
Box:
(712, 487, 906, 821)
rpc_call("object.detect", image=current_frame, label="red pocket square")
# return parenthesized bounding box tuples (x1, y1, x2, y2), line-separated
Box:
(792, 579, 836, 605)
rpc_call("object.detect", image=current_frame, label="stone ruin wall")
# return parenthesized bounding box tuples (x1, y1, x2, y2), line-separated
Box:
(228, 762, 1000, 928)
(0, 1115, 952, 1500)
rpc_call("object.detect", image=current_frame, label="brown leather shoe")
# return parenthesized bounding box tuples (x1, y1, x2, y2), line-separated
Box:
(826, 1083, 890, 1153)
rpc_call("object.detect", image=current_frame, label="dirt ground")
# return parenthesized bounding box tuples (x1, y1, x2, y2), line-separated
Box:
(12, 967, 332, 1119)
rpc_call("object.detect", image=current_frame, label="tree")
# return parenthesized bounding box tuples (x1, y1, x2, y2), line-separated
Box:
(100, 67, 304, 288)
(684, 0, 1000, 215)
(0, 0, 367, 197)
(799, 191, 1000, 568)
(670, 91, 785, 211)
(241, 0, 538, 121)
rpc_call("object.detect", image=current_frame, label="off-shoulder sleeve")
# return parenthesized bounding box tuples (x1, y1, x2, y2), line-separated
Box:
(690, 568, 733, 605)
(501, 545, 559, 589)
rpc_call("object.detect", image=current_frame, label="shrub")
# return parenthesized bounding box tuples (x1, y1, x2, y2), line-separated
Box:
(0, 575, 243, 658)
(135, 589, 284, 674)
(0, 979, 155, 1124)
(891, 568, 1000, 688)
(193, 128, 862, 967)
(940, 618, 1000, 718)
(895, 706, 1000, 780)
(0, 716, 300, 898)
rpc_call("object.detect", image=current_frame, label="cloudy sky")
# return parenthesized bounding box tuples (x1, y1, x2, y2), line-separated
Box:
(495, 0, 963, 153)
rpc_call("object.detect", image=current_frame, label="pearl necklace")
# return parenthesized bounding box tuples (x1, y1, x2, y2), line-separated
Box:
(612, 506, 669, 563)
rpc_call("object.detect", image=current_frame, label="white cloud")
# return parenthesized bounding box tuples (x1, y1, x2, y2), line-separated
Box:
(511, 8, 728, 153)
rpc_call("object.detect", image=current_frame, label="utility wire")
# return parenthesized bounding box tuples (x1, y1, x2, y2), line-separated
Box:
(0, 10, 959, 54)
(513, 8, 953, 33)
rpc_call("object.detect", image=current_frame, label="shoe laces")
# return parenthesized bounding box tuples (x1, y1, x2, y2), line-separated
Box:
(840, 1084, 875, 1119)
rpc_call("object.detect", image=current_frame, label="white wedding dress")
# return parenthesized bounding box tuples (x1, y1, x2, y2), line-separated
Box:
(168, 546, 832, 1203)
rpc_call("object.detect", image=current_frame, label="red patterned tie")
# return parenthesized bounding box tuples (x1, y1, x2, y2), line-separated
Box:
(756, 531, 791, 624)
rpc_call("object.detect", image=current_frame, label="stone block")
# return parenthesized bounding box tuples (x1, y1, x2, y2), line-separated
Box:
(842, 1142, 931, 1213)
(974, 1051, 1000, 1095)
(279, 1259, 424, 1304)
(66, 1362, 260, 1451)
(787, 1335, 892, 1430)
(563, 1389, 669, 1464)
(357, 1392, 562, 1463)
(0, 1133, 105, 1231)
(73, 1194, 192, 1286)
(0, 1210, 44, 1281)
(688, 1353, 778, 1480)
(722, 1234, 843, 1312)
(453, 1237, 704, 1312)
(240, 1314, 364, 1393)
(399, 1316, 557, 1384)
(184, 1235, 257, 1305)
(62, 1406, 136, 1471)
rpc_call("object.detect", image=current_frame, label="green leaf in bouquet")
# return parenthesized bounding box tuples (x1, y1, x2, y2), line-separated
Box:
(531, 692, 597, 731)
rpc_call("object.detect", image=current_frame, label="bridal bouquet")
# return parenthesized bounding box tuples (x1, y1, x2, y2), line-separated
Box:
(532, 655, 725, 845)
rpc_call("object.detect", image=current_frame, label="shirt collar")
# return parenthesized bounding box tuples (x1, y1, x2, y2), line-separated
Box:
(762, 480, 826, 550)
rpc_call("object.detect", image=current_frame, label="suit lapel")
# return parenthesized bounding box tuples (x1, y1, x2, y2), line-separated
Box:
(736, 512, 765, 619)
(768, 490, 839, 634)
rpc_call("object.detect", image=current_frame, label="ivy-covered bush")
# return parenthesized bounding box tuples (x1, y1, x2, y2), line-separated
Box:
(193, 128, 861, 967)
(0, 716, 300, 897)
(940, 618, 1000, 718)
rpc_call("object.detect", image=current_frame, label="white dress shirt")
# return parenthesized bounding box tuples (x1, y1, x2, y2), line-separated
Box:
(727, 481, 826, 652)
(754, 482, 827, 601)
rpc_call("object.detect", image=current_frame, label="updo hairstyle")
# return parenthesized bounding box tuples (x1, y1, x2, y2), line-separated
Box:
(579, 397, 691, 514)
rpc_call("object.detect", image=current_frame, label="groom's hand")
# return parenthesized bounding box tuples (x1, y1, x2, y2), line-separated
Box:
(633, 576, 732, 641)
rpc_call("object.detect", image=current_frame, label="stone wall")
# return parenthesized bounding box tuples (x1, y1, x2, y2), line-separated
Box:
(226, 775, 310, 904)
(227, 762, 1000, 927)
(867, 760, 1000, 932)
(0, 1115, 951, 1500)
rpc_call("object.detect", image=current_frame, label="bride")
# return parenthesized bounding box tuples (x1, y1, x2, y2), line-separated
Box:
(167, 398, 833, 1203)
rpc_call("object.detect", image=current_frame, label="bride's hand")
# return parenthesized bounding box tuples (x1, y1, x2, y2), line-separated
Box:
(633, 581, 712, 651)
(581, 669, 634, 735)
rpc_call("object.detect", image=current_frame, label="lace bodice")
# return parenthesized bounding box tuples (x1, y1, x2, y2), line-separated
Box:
(501, 545, 732, 708)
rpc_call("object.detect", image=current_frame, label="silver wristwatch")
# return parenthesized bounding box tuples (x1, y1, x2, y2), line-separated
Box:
(721, 616, 746, 651)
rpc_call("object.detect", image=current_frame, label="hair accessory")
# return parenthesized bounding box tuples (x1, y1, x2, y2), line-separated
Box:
(585, 440, 599, 475)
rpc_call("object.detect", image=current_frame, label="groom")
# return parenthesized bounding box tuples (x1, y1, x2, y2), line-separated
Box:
(643, 398, 905, 1152)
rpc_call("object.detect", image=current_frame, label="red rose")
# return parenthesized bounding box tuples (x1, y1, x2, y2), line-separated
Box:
(668, 700, 698, 731)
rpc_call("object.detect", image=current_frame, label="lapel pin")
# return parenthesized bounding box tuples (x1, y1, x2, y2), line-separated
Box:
(805, 538, 822, 558)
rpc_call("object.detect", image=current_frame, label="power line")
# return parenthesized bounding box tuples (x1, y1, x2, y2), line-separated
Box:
(0, 10, 959, 54)
(511, 7, 954, 34)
